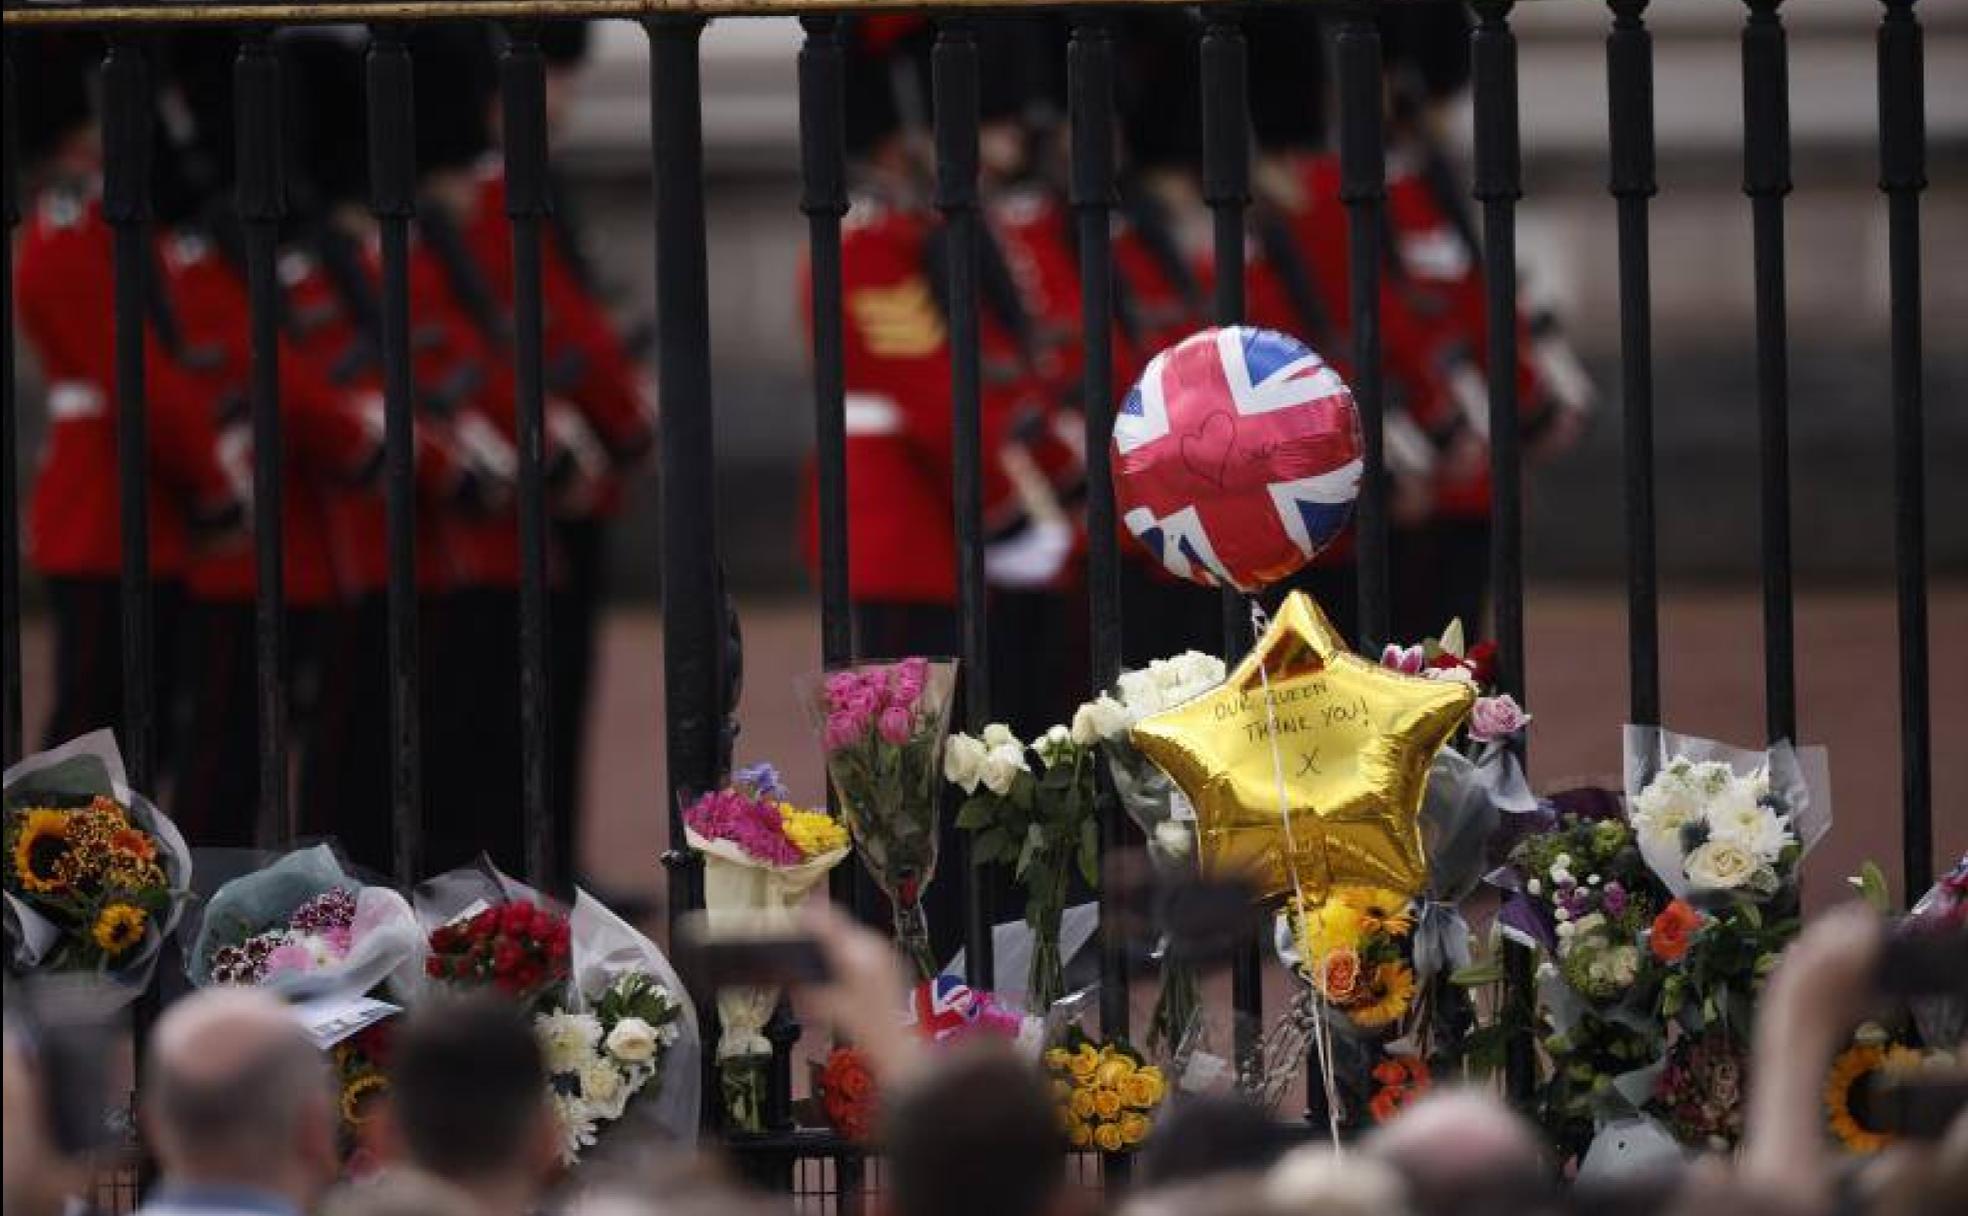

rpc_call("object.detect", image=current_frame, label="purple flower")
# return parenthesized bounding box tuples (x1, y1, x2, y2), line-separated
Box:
(735, 762, 788, 801)
(289, 887, 357, 934)
(1468, 694, 1532, 744)
(878, 705, 914, 746)
(1381, 643, 1426, 675)
(1602, 883, 1628, 916)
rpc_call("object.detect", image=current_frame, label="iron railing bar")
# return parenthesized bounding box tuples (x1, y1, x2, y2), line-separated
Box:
(1879, 0, 1930, 897)
(1199, 4, 1264, 1076)
(1742, 0, 1795, 747)
(502, 24, 557, 889)
(103, 34, 157, 790)
(2, 40, 22, 765)
(1070, 3, 1132, 1054)
(648, 14, 716, 930)
(237, 32, 293, 847)
(1608, 0, 1660, 729)
(1471, 0, 1537, 1110)
(798, 14, 859, 918)
(933, 15, 992, 992)
(1337, 1, 1389, 653)
(368, 24, 423, 886)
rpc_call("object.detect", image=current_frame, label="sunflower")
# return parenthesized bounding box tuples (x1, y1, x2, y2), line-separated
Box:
(91, 903, 148, 956)
(12, 809, 75, 894)
(1334, 885, 1417, 938)
(1824, 1043, 1926, 1154)
(341, 1072, 389, 1126)
(1347, 963, 1418, 1030)
(1295, 899, 1368, 962)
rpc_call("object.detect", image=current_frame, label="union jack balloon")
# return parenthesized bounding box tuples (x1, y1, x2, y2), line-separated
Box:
(1113, 327, 1364, 593)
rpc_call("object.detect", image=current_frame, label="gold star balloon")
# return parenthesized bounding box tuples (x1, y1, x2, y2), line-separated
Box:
(1130, 592, 1474, 905)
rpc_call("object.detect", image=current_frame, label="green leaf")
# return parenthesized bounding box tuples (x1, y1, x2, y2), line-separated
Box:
(1850, 861, 1893, 914)
(1450, 960, 1503, 988)
(955, 797, 997, 831)
(972, 828, 1008, 866)
(1016, 824, 1045, 880)
(1078, 816, 1100, 889)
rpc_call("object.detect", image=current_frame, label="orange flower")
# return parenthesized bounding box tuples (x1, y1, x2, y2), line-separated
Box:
(1371, 1059, 1408, 1087)
(1313, 948, 1364, 1004)
(1650, 900, 1703, 963)
(1368, 1087, 1408, 1124)
(108, 827, 156, 863)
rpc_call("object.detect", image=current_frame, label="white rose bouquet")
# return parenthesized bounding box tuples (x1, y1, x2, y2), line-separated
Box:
(1623, 728, 1830, 907)
(1075, 650, 1225, 1057)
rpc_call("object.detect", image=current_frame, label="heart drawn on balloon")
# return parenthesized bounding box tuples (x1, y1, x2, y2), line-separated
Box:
(1180, 411, 1239, 489)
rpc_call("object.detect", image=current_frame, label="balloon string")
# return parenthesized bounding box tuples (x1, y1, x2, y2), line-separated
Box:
(1248, 599, 1344, 1150)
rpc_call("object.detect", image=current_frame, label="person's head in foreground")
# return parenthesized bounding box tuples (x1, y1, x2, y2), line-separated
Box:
(1362, 1088, 1555, 1216)
(386, 996, 559, 1216)
(1265, 1147, 1412, 1216)
(138, 987, 339, 1213)
(1135, 1093, 1297, 1188)
(320, 1167, 480, 1216)
(882, 1044, 1075, 1216)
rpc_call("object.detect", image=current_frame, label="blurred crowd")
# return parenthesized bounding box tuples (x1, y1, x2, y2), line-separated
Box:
(6, 903, 1963, 1216)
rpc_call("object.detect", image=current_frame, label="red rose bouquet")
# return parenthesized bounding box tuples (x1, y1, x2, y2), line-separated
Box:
(424, 900, 571, 1001)
(814, 1046, 879, 1143)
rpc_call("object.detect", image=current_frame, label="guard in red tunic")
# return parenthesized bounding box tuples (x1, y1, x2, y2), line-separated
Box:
(13, 36, 244, 769)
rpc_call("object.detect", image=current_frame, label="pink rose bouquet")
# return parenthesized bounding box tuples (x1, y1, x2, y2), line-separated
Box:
(801, 659, 958, 978)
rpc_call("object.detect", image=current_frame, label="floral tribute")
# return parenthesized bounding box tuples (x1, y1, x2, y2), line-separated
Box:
(683, 763, 850, 1133)
(1077, 650, 1226, 1057)
(1045, 1031, 1167, 1154)
(194, 845, 422, 999)
(1368, 1054, 1432, 1125)
(803, 659, 958, 978)
(419, 882, 696, 1166)
(425, 901, 572, 1000)
(534, 972, 686, 1164)
(1629, 757, 1798, 904)
(331, 1022, 394, 1174)
(1289, 883, 1422, 1035)
(813, 1046, 879, 1144)
(947, 720, 1099, 1012)
(4, 732, 190, 1005)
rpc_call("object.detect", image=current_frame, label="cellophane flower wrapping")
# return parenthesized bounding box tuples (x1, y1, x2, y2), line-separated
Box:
(1084, 651, 1225, 1059)
(801, 659, 957, 978)
(682, 771, 848, 1132)
(1041, 996, 1168, 1155)
(186, 843, 420, 1002)
(3, 730, 193, 1012)
(411, 860, 700, 1160)
(1622, 726, 1830, 906)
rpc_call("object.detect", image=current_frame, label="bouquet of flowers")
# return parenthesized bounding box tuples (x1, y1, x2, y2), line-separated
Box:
(682, 763, 849, 1131)
(802, 659, 958, 977)
(813, 1046, 879, 1143)
(1623, 727, 1830, 907)
(1286, 884, 1423, 1037)
(3, 731, 192, 1008)
(414, 862, 700, 1162)
(331, 1021, 394, 1174)
(1368, 1053, 1432, 1125)
(947, 722, 1099, 1012)
(1074, 650, 1225, 1056)
(189, 844, 421, 1001)
(1044, 1029, 1167, 1154)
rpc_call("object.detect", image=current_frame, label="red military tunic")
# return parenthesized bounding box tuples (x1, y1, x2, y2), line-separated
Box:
(15, 187, 241, 580)
(799, 190, 1029, 605)
(154, 230, 386, 605)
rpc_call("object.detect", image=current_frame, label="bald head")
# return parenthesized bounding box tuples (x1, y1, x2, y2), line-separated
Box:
(142, 989, 335, 1194)
(1363, 1090, 1553, 1216)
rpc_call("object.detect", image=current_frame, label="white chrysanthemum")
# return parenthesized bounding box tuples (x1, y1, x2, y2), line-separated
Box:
(1706, 790, 1794, 863)
(579, 1057, 632, 1122)
(1115, 670, 1163, 715)
(536, 1011, 604, 1075)
(1632, 776, 1703, 848)
(550, 1092, 598, 1166)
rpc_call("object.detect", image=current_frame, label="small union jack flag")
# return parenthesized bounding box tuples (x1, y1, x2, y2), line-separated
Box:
(906, 974, 977, 1041)
(1113, 327, 1363, 593)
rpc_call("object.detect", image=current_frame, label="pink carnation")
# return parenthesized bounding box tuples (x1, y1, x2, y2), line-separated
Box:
(263, 941, 318, 977)
(1381, 644, 1426, 675)
(684, 787, 804, 866)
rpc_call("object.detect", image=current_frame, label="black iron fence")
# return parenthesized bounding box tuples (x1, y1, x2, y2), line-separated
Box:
(0, 0, 1938, 1198)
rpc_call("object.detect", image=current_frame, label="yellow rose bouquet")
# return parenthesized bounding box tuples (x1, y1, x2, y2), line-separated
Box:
(1044, 1030, 1166, 1154)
